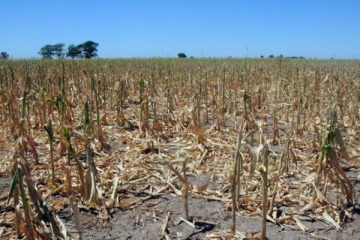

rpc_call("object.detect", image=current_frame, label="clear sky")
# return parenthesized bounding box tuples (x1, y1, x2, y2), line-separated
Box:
(1, 0, 360, 59)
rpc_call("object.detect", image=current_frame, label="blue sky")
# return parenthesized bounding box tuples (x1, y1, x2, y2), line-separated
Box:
(1, 0, 360, 59)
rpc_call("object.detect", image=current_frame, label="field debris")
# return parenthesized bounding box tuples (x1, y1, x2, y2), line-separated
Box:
(0, 59, 359, 239)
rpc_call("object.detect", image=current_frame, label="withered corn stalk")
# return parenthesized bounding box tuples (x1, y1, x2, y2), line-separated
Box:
(231, 121, 244, 235)
(259, 141, 270, 240)
(316, 110, 353, 206)
(84, 98, 100, 203)
(8, 153, 68, 239)
(44, 119, 55, 184)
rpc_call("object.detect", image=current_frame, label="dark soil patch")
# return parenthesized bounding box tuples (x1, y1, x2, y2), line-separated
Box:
(60, 195, 358, 240)
(1, 172, 358, 239)
(0, 177, 10, 196)
(55, 171, 360, 240)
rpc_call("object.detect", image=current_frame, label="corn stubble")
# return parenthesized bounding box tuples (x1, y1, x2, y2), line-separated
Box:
(0, 59, 359, 239)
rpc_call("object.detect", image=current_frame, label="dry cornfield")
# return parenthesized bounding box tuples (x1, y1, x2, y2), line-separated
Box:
(0, 58, 359, 239)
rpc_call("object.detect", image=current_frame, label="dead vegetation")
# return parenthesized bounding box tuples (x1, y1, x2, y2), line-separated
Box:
(0, 58, 359, 239)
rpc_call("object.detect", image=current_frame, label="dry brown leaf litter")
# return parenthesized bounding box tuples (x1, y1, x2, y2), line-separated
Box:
(0, 59, 359, 239)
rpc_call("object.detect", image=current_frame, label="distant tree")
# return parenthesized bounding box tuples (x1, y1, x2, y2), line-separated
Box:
(53, 43, 65, 59)
(0, 51, 9, 59)
(278, 54, 284, 59)
(178, 53, 187, 58)
(260, 55, 264, 59)
(67, 44, 82, 59)
(38, 43, 65, 59)
(38, 45, 55, 59)
(268, 54, 274, 59)
(78, 41, 99, 59)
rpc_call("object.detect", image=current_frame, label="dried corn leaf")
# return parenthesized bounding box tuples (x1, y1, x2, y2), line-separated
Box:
(322, 211, 340, 230)
(299, 202, 320, 213)
(293, 216, 309, 232)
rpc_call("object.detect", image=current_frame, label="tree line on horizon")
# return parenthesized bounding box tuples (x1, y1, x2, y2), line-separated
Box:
(0, 48, 309, 60)
(0, 41, 99, 60)
(260, 54, 305, 59)
(38, 41, 99, 59)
